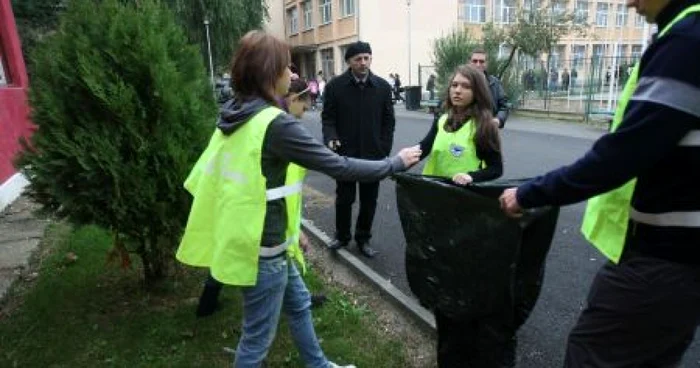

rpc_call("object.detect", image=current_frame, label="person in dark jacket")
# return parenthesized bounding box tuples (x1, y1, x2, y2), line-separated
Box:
(500, 0, 700, 366)
(470, 49, 509, 128)
(393, 73, 405, 103)
(322, 41, 396, 258)
(426, 74, 436, 100)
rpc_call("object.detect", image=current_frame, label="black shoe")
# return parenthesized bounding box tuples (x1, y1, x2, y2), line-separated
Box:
(196, 285, 222, 318)
(310, 293, 328, 309)
(328, 239, 348, 250)
(357, 242, 379, 258)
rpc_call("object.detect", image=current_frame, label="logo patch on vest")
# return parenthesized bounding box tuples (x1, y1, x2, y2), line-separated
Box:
(449, 143, 465, 157)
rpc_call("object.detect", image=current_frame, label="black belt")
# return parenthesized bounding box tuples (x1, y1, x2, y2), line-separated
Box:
(624, 220, 700, 266)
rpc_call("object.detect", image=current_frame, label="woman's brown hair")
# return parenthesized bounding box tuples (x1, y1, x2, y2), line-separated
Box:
(443, 64, 501, 154)
(230, 31, 290, 106)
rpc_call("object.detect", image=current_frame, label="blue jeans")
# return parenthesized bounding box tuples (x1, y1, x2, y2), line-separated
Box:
(234, 257, 329, 368)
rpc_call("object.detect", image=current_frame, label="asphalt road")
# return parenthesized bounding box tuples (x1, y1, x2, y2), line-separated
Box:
(299, 107, 700, 367)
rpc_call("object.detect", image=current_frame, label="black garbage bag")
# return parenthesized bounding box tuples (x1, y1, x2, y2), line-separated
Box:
(394, 173, 559, 323)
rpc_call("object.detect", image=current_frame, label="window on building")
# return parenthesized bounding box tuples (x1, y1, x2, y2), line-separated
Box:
(596, 3, 609, 27)
(339, 44, 349, 61)
(615, 44, 627, 58)
(572, 44, 586, 69)
(551, 0, 566, 20)
(592, 44, 605, 60)
(574, 0, 589, 24)
(459, 0, 486, 23)
(302, 0, 313, 30)
(320, 0, 332, 24)
(495, 0, 517, 24)
(287, 6, 299, 34)
(631, 44, 642, 59)
(635, 14, 645, 28)
(321, 48, 335, 78)
(340, 0, 355, 17)
(549, 45, 565, 69)
(523, 0, 541, 13)
(616, 4, 628, 27)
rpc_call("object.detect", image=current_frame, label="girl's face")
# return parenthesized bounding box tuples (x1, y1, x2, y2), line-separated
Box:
(275, 66, 292, 97)
(449, 73, 474, 108)
(286, 94, 309, 118)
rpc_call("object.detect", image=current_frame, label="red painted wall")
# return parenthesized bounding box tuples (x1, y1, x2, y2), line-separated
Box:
(0, 0, 32, 184)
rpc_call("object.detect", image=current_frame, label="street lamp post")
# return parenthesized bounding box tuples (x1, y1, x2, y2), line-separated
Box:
(204, 18, 215, 93)
(407, 0, 412, 86)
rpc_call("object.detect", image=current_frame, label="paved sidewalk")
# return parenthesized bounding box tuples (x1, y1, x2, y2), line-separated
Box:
(0, 197, 49, 302)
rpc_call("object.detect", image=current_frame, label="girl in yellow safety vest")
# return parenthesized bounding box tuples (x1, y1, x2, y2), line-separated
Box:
(415, 64, 505, 368)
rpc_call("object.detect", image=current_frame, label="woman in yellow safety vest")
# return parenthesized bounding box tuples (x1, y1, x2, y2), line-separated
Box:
(195, 78, 328, 317)
(177, 31, 421, 368)
(415, 64, 504, 368)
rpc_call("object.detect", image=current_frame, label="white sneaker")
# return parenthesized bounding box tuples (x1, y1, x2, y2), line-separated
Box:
(328, 362, 356, 368)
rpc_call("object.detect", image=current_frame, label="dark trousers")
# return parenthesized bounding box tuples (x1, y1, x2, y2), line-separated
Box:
(565, 255, 700, 367)
(335, 180, 380, 244)
(435, 308, 514, 368)
(393, 89, 404, 102)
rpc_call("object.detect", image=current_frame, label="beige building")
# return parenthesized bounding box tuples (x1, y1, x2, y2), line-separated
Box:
(267, 0, 459, 85)
(266, 0, 652, 87)
(460, 0, 652, 71)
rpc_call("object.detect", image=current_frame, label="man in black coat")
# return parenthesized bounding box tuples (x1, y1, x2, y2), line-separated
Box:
(322, 41, 396, 258)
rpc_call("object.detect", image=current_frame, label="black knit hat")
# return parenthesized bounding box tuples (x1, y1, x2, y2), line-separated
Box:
(344, 41, 372, 61)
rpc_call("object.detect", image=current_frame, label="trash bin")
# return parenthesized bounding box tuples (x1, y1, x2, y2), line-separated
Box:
(394, 173, 559, 322)
(404, 86, 422, 111)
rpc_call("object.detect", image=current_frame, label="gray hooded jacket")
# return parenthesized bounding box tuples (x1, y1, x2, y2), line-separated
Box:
(216, 98, 406, 248)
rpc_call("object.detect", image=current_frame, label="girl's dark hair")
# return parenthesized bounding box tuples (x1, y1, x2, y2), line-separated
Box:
(230, 31, 290, 106)
(444, 64, 500, 154)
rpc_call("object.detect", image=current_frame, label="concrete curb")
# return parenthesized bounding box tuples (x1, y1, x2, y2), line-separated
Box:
(301, 218, 436, 335)
(0, 197, 47, 303)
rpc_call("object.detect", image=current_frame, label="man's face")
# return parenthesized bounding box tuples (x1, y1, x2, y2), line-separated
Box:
(470, 52, 488, 73)
(348, 53, 372, 76)
(626, 0, 671, 22)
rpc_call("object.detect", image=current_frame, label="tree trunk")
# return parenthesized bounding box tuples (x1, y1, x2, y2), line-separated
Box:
(138, 236, 171, 288)
(498, 47, 518, 79)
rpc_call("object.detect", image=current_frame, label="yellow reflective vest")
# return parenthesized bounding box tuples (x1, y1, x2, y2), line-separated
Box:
(177, 106, 306, 286)
(581, 4, 700, 263)
(423, 114, 483, 177)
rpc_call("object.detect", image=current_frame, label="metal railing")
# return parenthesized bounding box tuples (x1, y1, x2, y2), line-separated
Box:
(415, 56, 640, 120)
(512, 56, 639, 120)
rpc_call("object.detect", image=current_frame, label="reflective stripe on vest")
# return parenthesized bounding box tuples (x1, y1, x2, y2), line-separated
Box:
(284, 163, 307, 272)
(259, 235, 297, 257)
(580, 4, 700, 263)
(629, 208, 700, 228)
(176, 106, 307, 285)
(679, 130, 700, 147)
(266, 182, 303, 201)
(422, 114, 482, 177)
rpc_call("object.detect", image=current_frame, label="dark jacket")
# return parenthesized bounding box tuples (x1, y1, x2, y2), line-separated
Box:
(217, 97, 405, 248)
(322, 69, 396, 159)
(516, 0, 700, 264)
(486, 73, 509, 128)
(426, 76, 436, 91)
